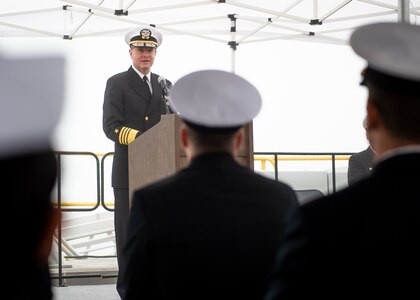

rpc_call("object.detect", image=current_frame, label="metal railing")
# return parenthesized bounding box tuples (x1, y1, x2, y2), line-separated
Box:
(100, 152, 114, 212)
(254, 152, 353, 193)
(51, 150, 354, 284)
(53, 151, 102, 286)
(53, 151, 354, 209)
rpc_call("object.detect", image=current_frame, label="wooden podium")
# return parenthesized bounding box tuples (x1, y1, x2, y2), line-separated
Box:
(128, 114, 254, 204)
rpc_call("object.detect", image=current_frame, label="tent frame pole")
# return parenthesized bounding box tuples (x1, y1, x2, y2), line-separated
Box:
(398, 0, 410, 23)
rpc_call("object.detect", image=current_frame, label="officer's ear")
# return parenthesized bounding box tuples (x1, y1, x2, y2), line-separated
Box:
(366, 97, 379, 132)
(232, 127, 244, 156)
(180, 124, 188, 148)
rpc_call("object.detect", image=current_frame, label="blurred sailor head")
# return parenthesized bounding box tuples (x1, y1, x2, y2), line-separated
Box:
(125, 26, 162, 74)
(0, 54, 64, 300)
(169, 69, 262, 159)
(0, 55, 64, 159)
(350, 22, 420, 156)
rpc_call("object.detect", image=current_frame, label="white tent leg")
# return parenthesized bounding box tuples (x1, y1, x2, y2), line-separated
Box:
(398, 0, 410, 23)
(229, 14, 236, 74)
(230, 48, 236, 73)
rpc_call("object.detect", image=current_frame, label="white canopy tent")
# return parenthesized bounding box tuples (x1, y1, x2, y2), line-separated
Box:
(0, 0, 416, 72)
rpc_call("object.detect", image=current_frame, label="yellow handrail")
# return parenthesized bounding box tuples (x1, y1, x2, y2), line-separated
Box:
(98, 152, 350, 171)
(56, 153, 351, 206)
(254, 155, 351, 170)
(52, 202, 114, 207)
(95, 152, 112, 157)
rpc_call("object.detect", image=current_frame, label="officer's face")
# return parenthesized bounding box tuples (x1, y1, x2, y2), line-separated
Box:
(129, 47, 156, 74)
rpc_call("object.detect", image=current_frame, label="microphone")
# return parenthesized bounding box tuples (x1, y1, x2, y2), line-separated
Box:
(157, 76, 171, 114)
(158, 76, 170, 96)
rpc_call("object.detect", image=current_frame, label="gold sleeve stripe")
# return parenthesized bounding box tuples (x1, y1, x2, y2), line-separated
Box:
(122, 127, 130, 144)
(118, 127, 127, 144)
(123, 127, 130, 145)
(118, 128, 123, 144)
(118, 127, 139, 145)
(119, 127, 129, 145)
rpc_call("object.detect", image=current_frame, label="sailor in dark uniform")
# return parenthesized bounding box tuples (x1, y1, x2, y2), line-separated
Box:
(347, 117, 376, 185)
(265, 22, 420, 300)
(1, 55, 64, 300)
(102, 26, 173, 296)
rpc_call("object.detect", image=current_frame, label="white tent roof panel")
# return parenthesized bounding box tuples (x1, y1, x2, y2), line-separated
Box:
(1, 0, 418, 45)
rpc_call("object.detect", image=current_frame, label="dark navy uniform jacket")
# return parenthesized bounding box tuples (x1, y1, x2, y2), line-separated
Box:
(265, 153, 420, 300)
(347, 146, 375, 185)
(120, 153, 299, 300)
(103, 66, 171, 188)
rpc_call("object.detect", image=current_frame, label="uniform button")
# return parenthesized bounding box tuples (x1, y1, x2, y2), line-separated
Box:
(145, 116, 149, 121)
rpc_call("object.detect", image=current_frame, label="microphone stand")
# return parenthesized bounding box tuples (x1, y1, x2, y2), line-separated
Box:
(161, 93, 171, 114)
(158, 76, 171, 114)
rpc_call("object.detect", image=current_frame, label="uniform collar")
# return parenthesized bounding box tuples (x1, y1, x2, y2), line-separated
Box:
(379, 145, 420, 163)
(131, 65, 151, 81)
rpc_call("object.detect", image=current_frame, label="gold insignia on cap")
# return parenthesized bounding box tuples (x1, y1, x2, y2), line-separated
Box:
(125, 26, 162, 48)
(140, 29, 151, 40)
(145, 116, 149, 121)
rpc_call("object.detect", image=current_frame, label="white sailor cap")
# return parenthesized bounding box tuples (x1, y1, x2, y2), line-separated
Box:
(350, 22, 420, 93)
(0, 55, 64, 158)
(169, 69, 262, 131)
(125, 26, 162, 48)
